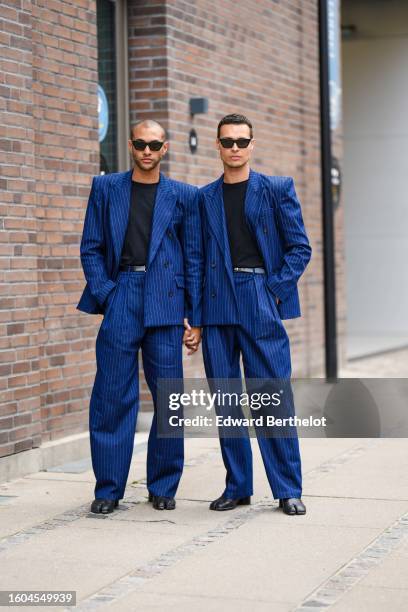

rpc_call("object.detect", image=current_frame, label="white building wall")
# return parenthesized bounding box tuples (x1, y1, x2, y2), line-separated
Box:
(342, 0, 408, 358)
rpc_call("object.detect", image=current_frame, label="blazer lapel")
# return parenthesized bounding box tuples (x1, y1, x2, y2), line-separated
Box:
(110, 169, 133, 269)
(110, 169, 176, 271)
(205, 174, 235, 293)
(147, 172, 177, 267)
(205, 169, 265, 296)
(205, 175, 225, 257)
(243, 168, 264, 234)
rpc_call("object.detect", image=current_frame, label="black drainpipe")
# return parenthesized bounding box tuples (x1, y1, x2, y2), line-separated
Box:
(318, 0, 338, 379)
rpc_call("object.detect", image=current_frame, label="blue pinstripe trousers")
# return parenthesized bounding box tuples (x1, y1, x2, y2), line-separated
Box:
(202, 271, 302, 500)
(89, 270, 184, 501)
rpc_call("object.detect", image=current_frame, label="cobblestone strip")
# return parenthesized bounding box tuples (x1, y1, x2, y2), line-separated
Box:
(66, 442, 383, 610)
(0, 441, 377, 556)
(303, 439, 380, 485)
(67, 499, 273, 611)
(0, 491, 144, 555)
(0, 449, 221, 555)
(296, 510, 408, 610)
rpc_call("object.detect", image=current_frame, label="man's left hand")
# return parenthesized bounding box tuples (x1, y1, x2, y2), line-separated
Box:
(183, 319, 202, 355)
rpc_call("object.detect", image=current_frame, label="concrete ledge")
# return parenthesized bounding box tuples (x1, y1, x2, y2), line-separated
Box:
(0, 432, 91, 485)
(40, 431, 91, 472)
(0, 447, 42, 485)
(0, 413, 154, 485)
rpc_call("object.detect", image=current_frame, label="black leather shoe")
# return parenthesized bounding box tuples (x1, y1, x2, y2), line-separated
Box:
(148, 492, 176, 510)
(209, 495, 251, 511)
(90, 498, 119, 514)
(279, 498, 306, 515)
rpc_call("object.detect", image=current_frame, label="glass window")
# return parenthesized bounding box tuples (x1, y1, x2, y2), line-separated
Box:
(97, 0, 118, 174)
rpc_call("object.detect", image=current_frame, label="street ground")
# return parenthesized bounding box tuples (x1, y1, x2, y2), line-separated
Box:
(0, 348, 407, 611)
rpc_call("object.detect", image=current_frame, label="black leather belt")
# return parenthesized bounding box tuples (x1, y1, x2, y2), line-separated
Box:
(119, 265, 146, 271)
(233, 267, 265, 274)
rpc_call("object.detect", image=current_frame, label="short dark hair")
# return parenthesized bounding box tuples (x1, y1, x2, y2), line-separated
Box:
(217, 113, 253, 139)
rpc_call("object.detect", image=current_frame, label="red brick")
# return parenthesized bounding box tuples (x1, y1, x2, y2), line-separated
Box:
(0, 0, 334, 463)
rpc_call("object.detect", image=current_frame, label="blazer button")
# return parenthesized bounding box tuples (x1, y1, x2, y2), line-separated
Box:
(168, 290, 174, 297)
(211, 291, 216, 298)
(211, 261, 216, 268)
(263, 225, 268, 234)
(167, 230, 172, 238)
(164, 261, 169, 268)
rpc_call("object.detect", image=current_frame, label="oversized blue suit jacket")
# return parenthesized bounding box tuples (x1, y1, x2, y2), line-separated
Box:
(200, 168, 312, 322)
(76, 169, 203, 327)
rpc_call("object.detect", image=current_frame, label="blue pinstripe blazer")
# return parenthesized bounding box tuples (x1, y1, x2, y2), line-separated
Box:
(200, 168, 312, 322)
(76, 169, 203, 327)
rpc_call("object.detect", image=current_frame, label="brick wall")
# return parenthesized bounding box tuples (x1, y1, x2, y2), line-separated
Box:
(0, 1, 39, 457)
(128, 0, 169, 173)
(1, 0, 343, 461)
(33, 0, 100, 445)
(128, 0, 330, 377)
(0, 0, 99, 458)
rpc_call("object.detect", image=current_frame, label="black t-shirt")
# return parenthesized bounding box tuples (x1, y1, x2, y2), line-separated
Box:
(222, 179, 264, 268)
(120, 181, 158, 266)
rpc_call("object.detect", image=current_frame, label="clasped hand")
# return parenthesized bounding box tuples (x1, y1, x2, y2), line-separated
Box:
(183, 318, 201, 355)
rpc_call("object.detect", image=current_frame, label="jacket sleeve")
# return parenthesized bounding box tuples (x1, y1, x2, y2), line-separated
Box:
(181, 186, 204, 327)
(79, 176, 117, 306)
(266, 177, 312, 302)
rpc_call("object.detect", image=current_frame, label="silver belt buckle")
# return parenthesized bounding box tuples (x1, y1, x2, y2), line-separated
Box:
(233, 267, 265, 274)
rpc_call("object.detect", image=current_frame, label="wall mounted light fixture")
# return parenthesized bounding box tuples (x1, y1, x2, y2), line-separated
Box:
(189, 97, 209, 116)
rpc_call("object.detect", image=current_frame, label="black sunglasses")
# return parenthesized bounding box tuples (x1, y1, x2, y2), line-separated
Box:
(219, 137, 252, 149)
(131, 139, 164, 152)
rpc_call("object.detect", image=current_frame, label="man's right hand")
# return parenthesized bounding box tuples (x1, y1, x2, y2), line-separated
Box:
(183, 319, 201, 354)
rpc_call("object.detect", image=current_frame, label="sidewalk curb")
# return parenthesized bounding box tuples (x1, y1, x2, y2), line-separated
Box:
(0, 412, 154, 485)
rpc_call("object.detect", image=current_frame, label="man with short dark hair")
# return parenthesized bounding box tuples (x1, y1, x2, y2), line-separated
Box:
(77, 120, 203, 513)
(198, 113, 311, 515)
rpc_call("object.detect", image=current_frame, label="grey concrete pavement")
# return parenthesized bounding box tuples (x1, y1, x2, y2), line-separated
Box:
(0, 349, 407, 611)
(0, 434, 407, 611)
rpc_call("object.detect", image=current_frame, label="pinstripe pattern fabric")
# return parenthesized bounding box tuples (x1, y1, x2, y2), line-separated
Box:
(90, 270, 185, 500)
(77, 169, 203, 501)
(200, 169, 311, 499)
(202, 272, 302, 499)
(77, 169, 203, 328)
(200, 168, 312, 322)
